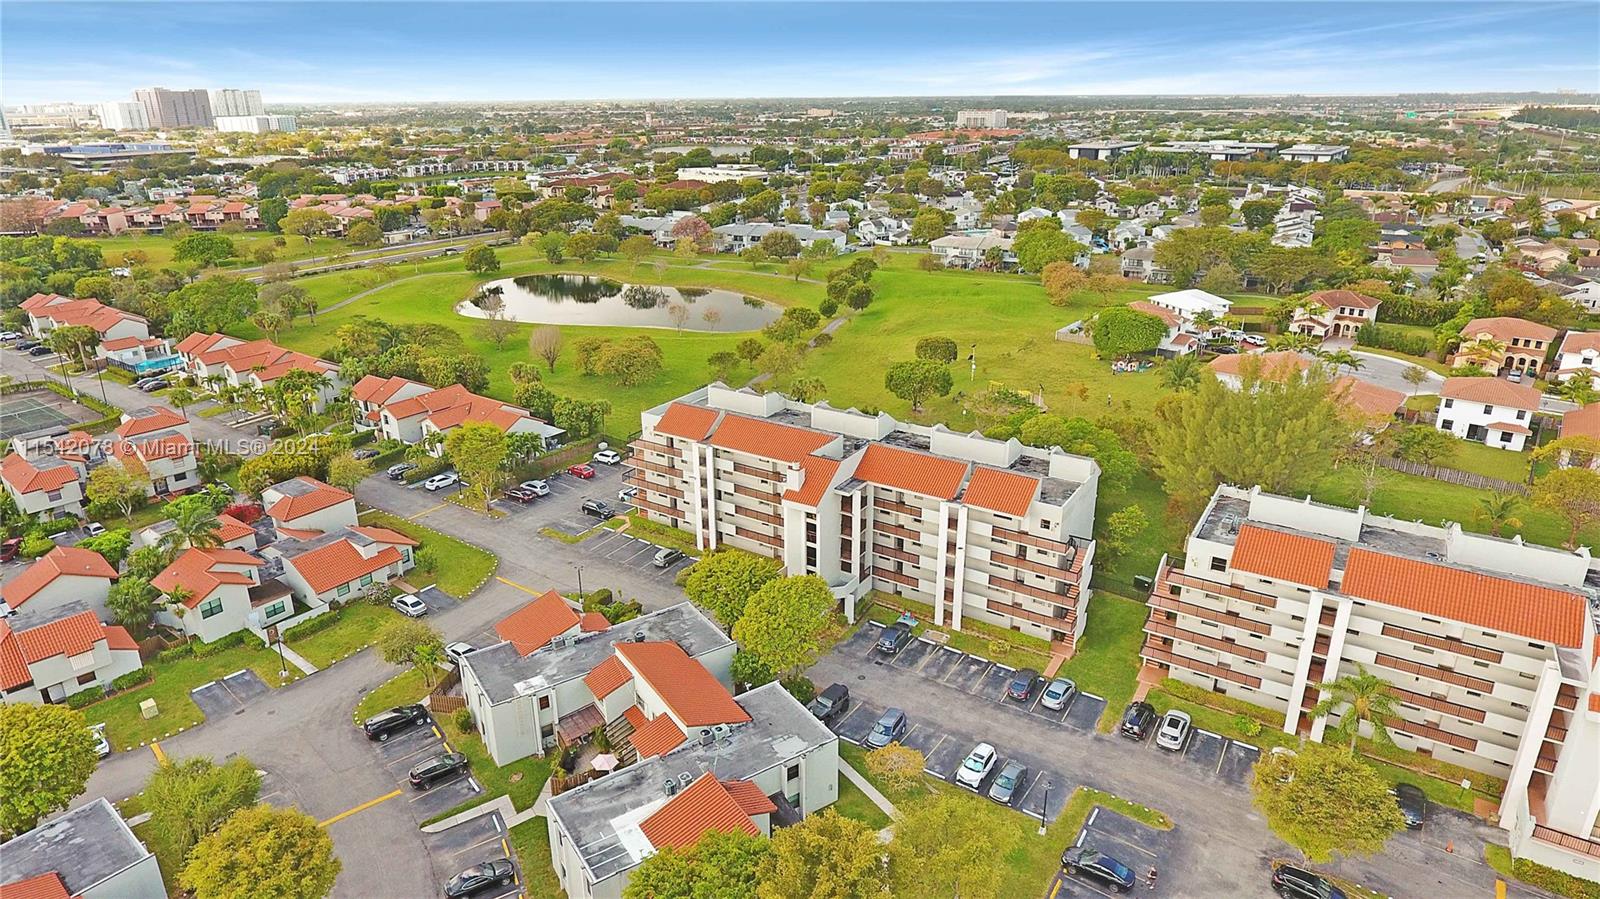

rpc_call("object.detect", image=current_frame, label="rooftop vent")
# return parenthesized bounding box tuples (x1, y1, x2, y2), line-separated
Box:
(633, 631, 646, 643)
(663, 779, 678, 797)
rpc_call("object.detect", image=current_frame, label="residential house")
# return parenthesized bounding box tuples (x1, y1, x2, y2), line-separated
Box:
(1454, 317, 1557, 376)
(20, 293, 155, 347)
(1555, 332, 1600, 390)
(856, 216, 909, 246)
(1436, 377, 1542, 451)
(1556, 403, 1600, 468)
(139, 512, 258, 553)
(111, 406, 198, 497)
(1289, 289, 1383, 341)
(262, 476, 358, 535)
(1511, 238, 1570, 273)
(619, 213, 693, 247)
(1548, 272, 1600, 314)
(1127, 301, 1197, 357)
(174, 333, 343, 411)
(1143, 485, 1600, 884)
(350, 377, 565, 451)
(0, 605, 141, 705)
(0, 546, 118, 619)
(1067, 140, 1139, 160)
(710, 223, 845, 254)
(928, 232, 1015, 268)
(1384, 250, 1440, 281)
(265, 525, 417, 612)
(1, 452, 85, 520)
(1208, 353, 1405, 428)
(1119, 246, 1171, 282)
(1148, 289, 1232, 323)
(152, 547, 268, 643)
(0, 798, 166, 898)
(493, 589, 608, 655)
(1110, 220, 1147, 248)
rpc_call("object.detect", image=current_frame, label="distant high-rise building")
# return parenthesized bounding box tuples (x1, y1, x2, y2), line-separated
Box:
(132, 87, 213, 128)
(954, 109, 1009, 129)
(97, 101, 151, 131)
(215, 115, 296, 134)
(208, 89, 265, 118)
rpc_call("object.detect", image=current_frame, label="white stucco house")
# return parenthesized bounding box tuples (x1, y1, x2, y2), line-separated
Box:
(1436, 377, 1542, 452)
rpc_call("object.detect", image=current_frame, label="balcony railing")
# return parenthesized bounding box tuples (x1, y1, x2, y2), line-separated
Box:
(629, 457, 681, 478)
(732, 526, 781, 549)
(1372, 653, 1495, 693)
(631, 439, 681, 458)
(739, 507, 783, 527)
(873, 545, 923, 566)
(625, 474, 683, 500)
(988, 574, 1075, 606)
(991, 551, 1081, 583)
(1388, 716, 1477, 751)
(1144, 617, 1268, 663)
(1532, 825, 1600, 860)
(731, 483, 782, 505)
(1159, 565, 1280, 609)
(1147, 593, 1272, 635)
(1387, 684, 1487, 724)
(1380, 623, 1503, 664)
(991, 526, 1074, 556)
(633, 497, 684, 521)
(875, 568, 920, 589)
(874, 498, 921, 517)
(985, 598, 1074, 630)
(1139, 640, 1264, 689)
(877, 522, 921, 542)
(730, 461, 779, 482)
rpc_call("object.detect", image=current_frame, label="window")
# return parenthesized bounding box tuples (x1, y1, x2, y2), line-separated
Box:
(1440, 419, 1454, 431)
(1442, 398, 1453, 408)
(47, 490, 62, 501)
(77, 672, 97, 686)
(400, 548, 411, 564)
(359, 573, 374, 587)
(336, 583, 351, 597)
(1483, 404, 1493, 414)
(264, 601, 286, 619)
(1515, 410, 1526, 420)
(538, 695, 551, 710)
(1499, 432, 1512, 443)
(199, 597, 224, 619)
(1210, 556, 1227, 572)
(786, 763, 800, 781)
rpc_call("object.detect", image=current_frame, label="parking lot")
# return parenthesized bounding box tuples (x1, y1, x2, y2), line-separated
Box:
(581, 528, 696, 577)
(421, 811, 521, 899)
(190, 669, 271, 719)
(1052, 805, 1176, 898)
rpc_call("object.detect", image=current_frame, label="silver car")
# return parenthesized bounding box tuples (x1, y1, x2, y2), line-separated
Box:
(987, 759, 1027, 805)
(1155, 709, 1192, 751)
(1040, 677, 1077, 711)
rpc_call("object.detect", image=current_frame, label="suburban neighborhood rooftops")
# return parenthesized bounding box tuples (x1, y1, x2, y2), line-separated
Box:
(1460, 316, 1558, 343)
(637, 773, 762, 851)
(0, 453, 79, 495)
(152, 547, 262, 605)
(0, 798, 152, 898)
(495, 589, 582, 655)
(1439, 377, 1542, 409)
(264, 476, 353, 522)
(114, 406, 187, 438)
(1303, 289, 1381, 310)
(273, 532, 403, 595)
(1561, 403, 1600, 441)
(0, 546, 118, 609)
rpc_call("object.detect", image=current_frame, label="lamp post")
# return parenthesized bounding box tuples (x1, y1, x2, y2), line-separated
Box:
(1038, 779, 1051, 835)
(575, 564, 585, 597)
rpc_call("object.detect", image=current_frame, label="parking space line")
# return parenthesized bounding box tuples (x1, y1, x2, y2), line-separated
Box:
(451, 832, 507, 859)
(150, 741, 166, 763)
(320, 789, 403, 827)
(495, 576, 542, 596)
(407, 502, 447, 521)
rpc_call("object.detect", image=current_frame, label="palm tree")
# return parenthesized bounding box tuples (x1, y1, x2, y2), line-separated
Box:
(163, 502, 222, 551)
(1269, 332, 1320, 352)
(1311, 664, 1401, 751)
(1160, 355, 1203, 392)
(1456, 337, 1506, 370)
(1476, 492, 1525, 537)
(1318, 349, 1363, 374)
(1554, 377, 1599, 407)
(167, 386, 196, 416)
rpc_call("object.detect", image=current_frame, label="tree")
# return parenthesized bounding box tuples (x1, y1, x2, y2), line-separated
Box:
(1311, 663, 1402, 750)
(344, 219, 382, 248)
(865, 743, 926, 793)
(325, 453, 370, 493)
(595, 335, 665, 386)
(173, 233, 238, 267)
(538, 231, 567, 263)
(1474, 491, 1524, 537)
(914, 336, 958, 364)
(1554, 376, 1599, 407)
(379, 618, 446, 688)
(567, 232, 601, 262)
(144, 755, 262, 864)
(1395, 424, 1457, 466)
(107, 574, 159, 635)
(620, 235, 654, 267)
(48, 324, 100, 371)
(741, 245, 770, 269)
(477, 303, 517, 349)
(683, 551, 784, 628)
(707, 350, 740, 382)
(845, 281, 873, 311)
(736, 337, 765, 364)
(444, 421, 508, 511)
(789, 376, 827, 403)
(1197, 261, 1243, 295)
(758, 230, 802, 259)
(0, 704, 98, 835)
(1097, 504, 1149, 564)
(168, 276, 259, 339)
(889, 793, 1009, 899)
(1252, 741, 1405, 863)
(1240, 199, 1281, 230)
(86, 462, 145, 521)
(530, 324, 562, 372)
(909, 210, 947, 244)
(77, 528, 132, 568)
(1090, 306, 1168, 358)
(1401, 364, 1430, 396)
(670, 215, 712, 250)
(162, 492, 225, 550)
(1041, 261, 1088, 305)
(280, 208, 337, 242)
(623, 829, 770, 899)
(730, 575, 834, 678)
(884, 358, 953, 412)
(1017, 415, 1138, 493)
(1013, 220, 1084, 273)
(181, 804, 340, 899)
(784, 256, 813, 282)
(1161, 354, 1203, 392)
(463, 245, 500, 274)
(756, 809, 888, 899)
(1532, 467, 1600, 548)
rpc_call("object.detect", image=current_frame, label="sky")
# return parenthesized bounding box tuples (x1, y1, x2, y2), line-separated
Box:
(3, 1, 1596, 106)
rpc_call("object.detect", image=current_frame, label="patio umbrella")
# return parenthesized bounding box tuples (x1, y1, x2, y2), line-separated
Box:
(592, 753, 619, 772)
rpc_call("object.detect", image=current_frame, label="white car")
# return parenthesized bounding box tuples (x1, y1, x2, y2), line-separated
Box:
(519, 480, 550, 496)
(954, 742, 997, 790)
(1155, 710, 1192, 751)
(0, 331, 20, 341)
(445, 642, 475, 665)
(391, 594, 429, 618)
(1242, 334, 1267, 347)
(618, 486, 638, 503)
(593, 449, 622, 465)
(82, 522, 106, 538)
(423, 472, 460, 491)
(89, 723, 110, 758)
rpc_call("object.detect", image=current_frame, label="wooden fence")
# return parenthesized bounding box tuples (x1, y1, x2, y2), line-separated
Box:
(1377, 456, 1528, 494)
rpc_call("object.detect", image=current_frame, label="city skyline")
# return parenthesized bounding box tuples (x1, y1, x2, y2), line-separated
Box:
(3, 1, 1595, 106)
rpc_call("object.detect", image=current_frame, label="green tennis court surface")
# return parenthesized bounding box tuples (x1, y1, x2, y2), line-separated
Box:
(0, 393, 88, 439)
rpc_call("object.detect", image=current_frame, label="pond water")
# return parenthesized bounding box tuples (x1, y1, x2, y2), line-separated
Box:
(457, 275, 779, 332)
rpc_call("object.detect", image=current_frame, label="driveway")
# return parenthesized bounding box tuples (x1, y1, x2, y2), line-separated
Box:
(1346, 350, 1442, 396)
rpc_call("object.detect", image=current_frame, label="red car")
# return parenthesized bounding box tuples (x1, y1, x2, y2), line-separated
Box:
(567, 464, 596, 479)
(0, 537, 21, 562)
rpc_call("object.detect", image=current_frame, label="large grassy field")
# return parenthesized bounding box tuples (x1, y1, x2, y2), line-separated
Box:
(90, 232, 346, 268)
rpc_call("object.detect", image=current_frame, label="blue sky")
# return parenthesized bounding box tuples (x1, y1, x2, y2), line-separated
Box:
(3, 2, 1594, 105)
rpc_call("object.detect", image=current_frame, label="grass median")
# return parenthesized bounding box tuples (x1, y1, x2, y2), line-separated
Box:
(284, 602, 403, 669)
(357, 510, 496, 597)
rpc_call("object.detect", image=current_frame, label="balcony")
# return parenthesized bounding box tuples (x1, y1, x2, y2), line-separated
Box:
(1140, 639, 1263, 689)
(1372, 653, 1495, 693)
(876, 568, 921, 589)
(1380, 623, 1503, 664)
(633, 497, 684, 521)
(1145, 617, 1268, 663)
(630, 439, 681, 459)
(732, 526, 781, 549)
(873, 544, 923, 566)
(1147, 593, 1271, 635)
(1387, 685, 1487, 724)
(1388, 716, 1477, 751)
(986, 598, 1074, 631)
(1159, 565, 1279, 609)
(874, 497, 921, 517)
(731, 483, 782, 505)
(629, 457, 681, 478)
(730, 461, 779, 482)
(1532, 825, 1600, 860)
(991, 551, 1081, 584)
(877, 522, 921, 542)
(739, 507, 783, 527)
(625, 474, 683, 500)
(988, 574, 1074, 607)
(992, 526, 1073, 556)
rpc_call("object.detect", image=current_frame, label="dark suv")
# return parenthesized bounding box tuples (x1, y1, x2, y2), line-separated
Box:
(409, 752, 469, 789)
(1271, 864, 1347, 899)
(1119, 701, 1157, 741)
(876, 622, 913, 654)
(582, 499, 615, 520)
(808, 683, 851, 726)
(362, 704, 428, 742)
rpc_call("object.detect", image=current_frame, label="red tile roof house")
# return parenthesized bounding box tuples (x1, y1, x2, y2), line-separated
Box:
(261, 476, 358, 536)
(0, 608, 141, 705)
(152, 547, 271, 643)
(264, 525, 418, 613)
(1453, 317, 1558, 377)
(173, 333, 344, 412)
(353, 377, 565, 451)
(1553, 331, 1600, 391)
(1437, 377, 1543, 452)
(139, 511, 259, 553)
(19, 293, 155, 346)
(1288, 289, 1383, 341)
(0, 546, 118, 619)
(111, 406, 198, 497)
(1, 451, 86, 521)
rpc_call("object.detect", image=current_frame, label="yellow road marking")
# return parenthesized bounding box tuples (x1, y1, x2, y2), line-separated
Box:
(1496, 881, 1507, 899)
(495, 576, 541, 596)
(1047, 878, 1061, 899)
(319, 789, 403, 827)
(432, 726, 442, 740)
(407, 502, 446, 521)
(150, 742, 167, 763)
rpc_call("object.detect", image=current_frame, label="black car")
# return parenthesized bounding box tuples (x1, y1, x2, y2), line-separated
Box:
(1060, 846, 1136, 892)
(876, 622, 913, 654)
(502, 486, 538, 504)
(1271, 864, 1347, 899)
(582, 499, 615, 519)
(28, 345, 54, 356)
(444, 859, 515, 898)
(17, 340, 40, 350)
(1210, 344, 1240, 355)
(1119, 701, 1157, 741)
(1006, 667, 1040, 702)
(1394, 783, 1426, 828)
(386, 462, 417, 481)
(808, 683, 851, 726)
(352, 448, 380, 460)
(362, 704, 428, 741)
(409, 752, 469, 789)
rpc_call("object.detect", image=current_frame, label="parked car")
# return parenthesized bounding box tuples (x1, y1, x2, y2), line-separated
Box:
(582, 499, 615, 520)
(132, 375, 164, 389)
(568, 463, 596, 479)
(387, 462, 417, 480)
(875, 622, 913, 654)
(444, 860, 515, 898)
(1155, 710, 1192, 751)
(864, 707, 908, 749)
(519, 479, 550, 496)
(362, 704, 428, 741)
(807, 683, 850, 726)
(1210, 345, 1239, 355)
(352, 448, 380, 460)
(445, 642, 476, 665)
(618, 486, 638, 503)
(502, 486, 538, 504)
(138, 376, 169, 390)
(988, 759, 1028, 806)
(0, 331, 20, 341)
(1120, 701, 1157, 741)
(1394, 783, 1427, 828)
(954, 743, 997, 790)
(424, 472, 460, 491)
(409, 752, 469, 789)
(82, 522, 106, 538)
(593, 449, 622, 465)
(1040, 677, 1077, 711)
(651, 548, 684, 568)
(1061, 846, 1136, 893)
(89, 723, 110, 759)
(1243, 334, 1268, 347)
(28, 345, 54, 357)
(1007, 668, 1040, 702)
(1271, 864, 1347, 899)
(0, 538, 22, 562)
(391, 594, 429, 618)
(254, 418, 279, 434)
(17, 339, 40, 350)
(1507, 371, 1523, 384)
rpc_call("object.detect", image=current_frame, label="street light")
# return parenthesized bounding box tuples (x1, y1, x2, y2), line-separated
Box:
(575, 564, 585, 597)
(1038, 779, 1051, 835)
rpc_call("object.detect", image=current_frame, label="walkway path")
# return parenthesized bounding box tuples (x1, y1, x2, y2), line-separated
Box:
(275, 642, 319, 675)
(318, 273, 429, 316)
(840, 757, 897, 819)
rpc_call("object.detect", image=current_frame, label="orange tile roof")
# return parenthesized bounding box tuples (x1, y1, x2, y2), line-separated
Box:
(1305, 289, 1381, 310)
(628, 713, 687, 758)
(1208, 351, 1309, 379)
(579, 612, 610, 632)
(13, 610, 107, 664)
(963, 466, 1039, 517)
(115, 431, 194, 464)
(1, 453, 79, 495)
(1230, 524, 1336, 588)
(0, 871, 71, 899)
(286, 540, 402, 595)
(216, 513, 256, 544)
(708, 413, 835, 463)
(174, 331, 236, 356)
(654, 403, 721, 440)
(622, 705, 649, 729)
(721, 779, 778, 817)
(1333, 377, 1405, 422)
(350, 374, 424, 406)
(115, 406, 187, 438)
(348, 526, 419, 547)
(1561, 403, 1600, 440)
(1341, 548, 1586, 646)
(1461, 317, 1557, 343)
(103, 624, 138, 651)
(582, 655, 634, 698)
(0, 623, 27, 689)
(1439, 377, 1542, 410)
(494, 590, 580, 654)
(265, 477, 353, 523)
(852, 443, 968, 500)
(615, 641, 750, 727)
(152, 547, 262, 607)
(639, 773, 759, 850)
(782, 455, 840, 507)
(1, 547, 118, 609)
(1559, 332, 1600, 355)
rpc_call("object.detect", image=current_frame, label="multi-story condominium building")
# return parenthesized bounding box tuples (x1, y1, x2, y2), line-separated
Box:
(207, 89, 265, 118)
(97, 100, 150, 131)
(132, 87, 213, 129)
(1141, 485, 1600, 881)
(955, 108, 1009, 129)
(629, 385, 1101, 652)
(214, 115, 296, 134)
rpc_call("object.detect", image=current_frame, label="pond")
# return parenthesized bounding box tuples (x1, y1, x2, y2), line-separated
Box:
(457, 274, 780, 332)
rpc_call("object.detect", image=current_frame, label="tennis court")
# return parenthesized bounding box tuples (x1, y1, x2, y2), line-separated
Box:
(0, 391, 97, 440)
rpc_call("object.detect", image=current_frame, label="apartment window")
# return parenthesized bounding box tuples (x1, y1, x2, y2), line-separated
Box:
(538, 695, 551, 711)
(1440, 419, 1454, 430)
(786, 763, 800, 781)
(47, 490, 62, 501)
(1442, 398, 1453, 408)
(1210, 556, 1227, 572)
(1499, 432, 1512, 444)
(1482, 404, 1493, 414)
(337, 583, 351, 597)
(78, 672, 97, 686)
(1515, 410, 1527, 421)
(359, 574, 375, 587)
(264, 601, 287, 619)
(198, 597, 224, 619)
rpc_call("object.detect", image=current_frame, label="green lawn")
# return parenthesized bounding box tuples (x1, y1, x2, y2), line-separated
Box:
(422, 712, 553, 823)
(353, 667, 431, 723)
(832, 773, 892, 830)
(129, 819, 184, 895)
(284, 602, 403, 669)
(1052, 593, 1149, 731)
(1443, 440, 1535, 485)
(356, 510, 497, 597)
(605, 512, 700, 556)
(81, 642, 304, 750)
(862, 593, 1053, 672)
(1094, 474, 1183, 596)
(509, 818, 566, 898)
(91, 232, 347, 268)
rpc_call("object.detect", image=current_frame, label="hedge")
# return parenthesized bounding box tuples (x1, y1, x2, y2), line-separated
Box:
(1485, 845, 1600, 899)
(155, 631, 252, 663)
(1158, 677, 1281, 726)
(111, 666, 152, 692)
(403, 456, 451, 484)
(1356, 323, 1433, 358)
(66, 688, 104, 709)
(32, 518, 78, 537)
(283, 607, 344, 641)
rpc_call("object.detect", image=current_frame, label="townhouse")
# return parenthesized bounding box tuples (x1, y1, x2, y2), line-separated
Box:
(628, 385, 1102, 652)
(20, 293, 160, 351)
(152, 546, 271, 642)
(711, 223, 846, 254)
(0, 798, 166, 899)
(1437, 377, 1542, 451)
(1142, 485, 1600, 882)
(1, 451, 86, 520)
(1554, 332, 1600, 390)
(0, 605, 142, 705)
(1288, 289, 1382, 341)
(262, 525, 417, 612)
(1127, 300, 1198, 357)
(350, 376, 565, 451)
(174, 333, 343, 411)
(0, 546, 118, 619)
(262, 476, 358, 535)
(1455, 317, 1558, 377)
(139, 512, 259, 553)
(111, 406, 199, 497)
(1120, 246, 1172, 283)
(928, 232, 1016, 268)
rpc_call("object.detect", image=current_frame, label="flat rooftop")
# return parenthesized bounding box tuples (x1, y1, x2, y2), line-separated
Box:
(0, 798, 151, 895)
(467, 602, 731, 704)
(546, 683, 835, 884)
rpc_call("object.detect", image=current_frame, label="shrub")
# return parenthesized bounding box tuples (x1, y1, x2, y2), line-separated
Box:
(32, 518, 79, 537)
(283, 609, 342, 642)
(111, 667, 152, 692)
(403, 456, 450, 484)
(1233, 713, 1264, 738)
(1355, 323, 1432, 358)
(866, 743, 927, 794)
(222, 502, 263, 524)
(581, 588, 614, 611)
(66, 688, 105, 709)
(156, 642, 196, 663)
(452, 708, 474, 732)
(781, 675, 816, 704)
(818, 298, 839, 317)
(20, 533, 55, 559)
(811, 332, 833, 348)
